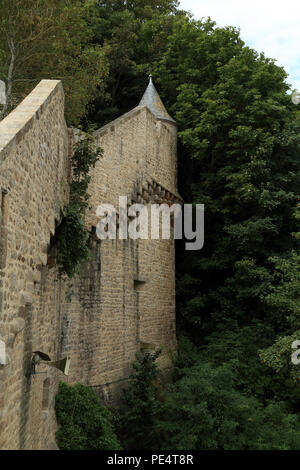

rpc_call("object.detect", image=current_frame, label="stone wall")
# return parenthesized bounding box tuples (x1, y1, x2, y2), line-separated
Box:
(0, 80, 178, 449)
(0, 80, 70, 449)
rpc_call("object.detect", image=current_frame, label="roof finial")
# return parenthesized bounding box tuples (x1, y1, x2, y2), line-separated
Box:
(149, 74, 153, 84)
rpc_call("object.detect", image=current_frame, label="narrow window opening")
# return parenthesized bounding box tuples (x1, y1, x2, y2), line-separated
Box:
(134, 277, 147, 291)
(42, 378, 50, 410)
(0, 189, 8, 269)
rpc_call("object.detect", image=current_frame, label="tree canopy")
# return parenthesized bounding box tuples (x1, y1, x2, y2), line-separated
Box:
(0, 0, 108, 124)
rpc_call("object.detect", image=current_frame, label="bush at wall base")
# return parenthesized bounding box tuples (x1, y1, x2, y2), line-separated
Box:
(55, 382, 122, 450)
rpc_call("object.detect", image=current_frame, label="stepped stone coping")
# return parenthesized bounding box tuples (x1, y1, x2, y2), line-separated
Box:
(0, 80, 63, 166)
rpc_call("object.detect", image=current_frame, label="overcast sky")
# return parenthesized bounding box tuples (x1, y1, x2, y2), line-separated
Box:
(179, 0, 300, 91)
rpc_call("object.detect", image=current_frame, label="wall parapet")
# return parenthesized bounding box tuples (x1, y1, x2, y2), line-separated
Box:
(0, 80, 63, 166)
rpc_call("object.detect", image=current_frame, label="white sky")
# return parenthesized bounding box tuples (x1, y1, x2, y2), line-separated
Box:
(179, 0, 300, 91)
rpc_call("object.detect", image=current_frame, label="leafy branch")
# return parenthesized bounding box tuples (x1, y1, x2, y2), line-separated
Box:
(56, 131, 102, 278)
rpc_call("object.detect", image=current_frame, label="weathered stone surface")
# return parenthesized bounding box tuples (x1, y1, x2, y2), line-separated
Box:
(9, 317, 25, 335)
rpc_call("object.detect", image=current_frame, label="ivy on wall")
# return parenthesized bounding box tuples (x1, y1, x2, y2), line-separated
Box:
(56, 132, 102, 278)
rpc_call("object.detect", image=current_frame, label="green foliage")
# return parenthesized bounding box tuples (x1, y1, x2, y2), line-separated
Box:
(0, 0, 109, 124)
(55, 382, 122, 450)
(118, 341, 300, 450)
(85, 0, 181, 127)
(259, 331, 300, 383)
(197, 324, 300, 407)
(118, 350, 162, 450)
(175, 335, 199, 371)
(153, 16, 300, 337)
(159, 358, 300, 450)
(56, 133, 102, 278)
(257, 251, 300, 382)
(263, 251, 300, 331)
(55, 206, 90, 280)
(148, 15, 300, 411)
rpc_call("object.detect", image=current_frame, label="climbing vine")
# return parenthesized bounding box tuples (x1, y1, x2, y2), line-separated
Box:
(56, 131, 102, 278)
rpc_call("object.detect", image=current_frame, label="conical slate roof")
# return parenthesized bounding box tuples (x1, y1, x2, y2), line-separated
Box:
(139, 75, 176, 124)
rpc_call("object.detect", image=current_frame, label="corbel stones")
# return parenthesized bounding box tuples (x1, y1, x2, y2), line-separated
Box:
(134, 177, 183, 207)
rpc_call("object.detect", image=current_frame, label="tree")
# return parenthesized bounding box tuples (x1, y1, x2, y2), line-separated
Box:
(0, 0, 108, 124)
(259, 250, 300, 383)
(149, 15, 300, 415)
(118, 339, 300, 450)
(117, 350, 163, 450)
(151, 16, 300, 340)
(85, 0, 181, 127)
(159, 359, 300, 450)
(55, 382, 122, 450)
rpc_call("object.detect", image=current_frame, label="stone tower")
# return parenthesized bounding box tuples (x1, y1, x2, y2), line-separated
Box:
(0, 77, 179, 449)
